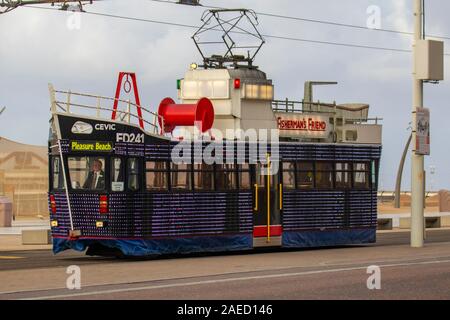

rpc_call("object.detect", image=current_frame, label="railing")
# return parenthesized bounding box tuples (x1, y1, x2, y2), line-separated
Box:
(271, 99, 336, 114)
(271, 99, 383, 125)
(49, 84, 164, 135)
(378, 191, 439, 198)
(347, 117, 383, 125)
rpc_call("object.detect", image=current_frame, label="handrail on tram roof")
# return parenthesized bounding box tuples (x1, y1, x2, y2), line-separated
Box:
(271, 99, 383, 125)
(49, 85, 165, 136)
(271, 99, 336, 114)
(272, 99, 373, 113)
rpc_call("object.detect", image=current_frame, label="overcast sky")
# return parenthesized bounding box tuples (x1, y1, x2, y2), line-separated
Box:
(0, 0, 449, 190)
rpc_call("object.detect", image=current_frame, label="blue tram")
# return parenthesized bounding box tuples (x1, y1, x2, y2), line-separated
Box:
(48, 74, 381, 257)
(47, 9, 382, 257)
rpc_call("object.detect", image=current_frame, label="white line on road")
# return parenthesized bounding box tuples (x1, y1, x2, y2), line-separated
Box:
(18, 258, 450, 300)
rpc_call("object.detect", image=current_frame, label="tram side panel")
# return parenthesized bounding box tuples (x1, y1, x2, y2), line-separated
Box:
(49, 115, 381, 255)
(280, 144, 381, 248)
(49, 115, 254, 256)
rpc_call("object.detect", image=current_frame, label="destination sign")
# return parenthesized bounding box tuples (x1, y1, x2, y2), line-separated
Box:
(70, 141, 113, 152)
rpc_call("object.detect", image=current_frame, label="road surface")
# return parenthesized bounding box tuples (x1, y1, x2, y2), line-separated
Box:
(0, 230, 449, 300)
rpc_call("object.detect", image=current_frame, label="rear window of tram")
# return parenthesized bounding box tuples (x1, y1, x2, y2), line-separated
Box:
(51, 157, 65, 190)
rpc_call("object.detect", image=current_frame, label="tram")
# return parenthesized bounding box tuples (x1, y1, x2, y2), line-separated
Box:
(48, 9, 382, 257)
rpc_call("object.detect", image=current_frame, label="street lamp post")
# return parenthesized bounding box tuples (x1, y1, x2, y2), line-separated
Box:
(411, 0, 425, 247)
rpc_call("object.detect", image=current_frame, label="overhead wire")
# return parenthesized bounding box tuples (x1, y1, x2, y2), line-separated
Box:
(22, 4, 450, 56)
(148, 0, 450, 41)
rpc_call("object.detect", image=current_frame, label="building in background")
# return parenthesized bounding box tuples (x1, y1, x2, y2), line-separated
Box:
(0, 136, 48, 218)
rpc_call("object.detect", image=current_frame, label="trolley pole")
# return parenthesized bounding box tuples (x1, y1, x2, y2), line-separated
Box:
(411, 0, 425, 248)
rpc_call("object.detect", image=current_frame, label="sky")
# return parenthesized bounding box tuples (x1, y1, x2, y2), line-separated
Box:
(0, 0, 449, 190)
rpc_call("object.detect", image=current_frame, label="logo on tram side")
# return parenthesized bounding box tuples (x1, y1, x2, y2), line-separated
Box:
(95, 123, 116, 131)
(277, 117, 327, 132)
(71, 121, 117, 135)
(71, 121, 93, 134)
(70, 141, 114, 152)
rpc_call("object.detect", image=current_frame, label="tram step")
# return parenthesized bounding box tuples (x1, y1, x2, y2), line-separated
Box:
(253, 236, 282, 248)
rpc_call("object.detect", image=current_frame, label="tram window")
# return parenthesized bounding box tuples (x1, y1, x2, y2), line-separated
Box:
(111, 158, 125, 192)
(51, 157, 65, 190)
(238, 164, 251, 190)
(256, 163, 277, 188)
(68, 157, 105, 191)
(146, 161, 168, 191)
(335, 162, 352, 189)
(256, 164, 265, 186)
(147, 161, 167, 171)
(354, 162, 370, 189)
(171, 163, 192, 190)
(216, 164, 237, 191)
(282, 162, 296, 190)
(283, 162, 295, 171)
(182, 80, 229, 100)
(127, 158, 141, 191)
(371, 161, 377, 189)
(239, 172, 251, 190)
(315, 162, 333, 189)
(297, 161, 314, 190)
(193, 164, 214, 191)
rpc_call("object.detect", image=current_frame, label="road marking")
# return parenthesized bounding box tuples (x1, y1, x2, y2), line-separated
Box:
(0, 256, 25, 260)
(18, 258, 450, 300)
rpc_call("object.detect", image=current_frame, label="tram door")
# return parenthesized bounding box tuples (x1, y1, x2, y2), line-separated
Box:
(253, 158, 282, 246)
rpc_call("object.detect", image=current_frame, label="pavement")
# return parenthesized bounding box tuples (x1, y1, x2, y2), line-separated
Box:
(0, 219, 51, 251)
(0, 229, 449, 300)
(0, 219, 50, 235)
(379, 212, 450, 228)
(2, 213, 448, 251)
